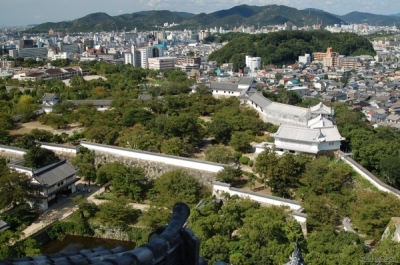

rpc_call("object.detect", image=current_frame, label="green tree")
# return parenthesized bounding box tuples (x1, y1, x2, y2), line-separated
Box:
(305, 226, 366, 265)
(0, 162, 32, 210)
(379, 156, 400, 187)
(350, 191, 400, 240)
(302, 193, 339, 232)
(22, 145, 59, 168)
(160, 137, 192, 157)
(148, 170, 208, 208)
(84, 125, 118, 145)
(29, 129, 53, 142)
(139, 206, 171, 228)
(96, 198, 141, 227)
(216, 165, 242, 184)
(238, 206, 302, 265)
(15, 134, 36, 149)
(254, 147, 279, 188)
(164, 113, 203, 145)
(71, 147, 96, 184)
(207, 119, 233, 144)
(111, 165, 148, 202)
(118, 124, 161, 151)
(204, 145, 235, 164)
(229, 132, 253, 153)
(15, 95, 37, 122)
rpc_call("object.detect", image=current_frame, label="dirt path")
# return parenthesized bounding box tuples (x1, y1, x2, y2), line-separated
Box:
(10, 121, 84, 136)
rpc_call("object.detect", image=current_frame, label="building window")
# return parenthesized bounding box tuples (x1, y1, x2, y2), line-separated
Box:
(329, 142, 334, 146)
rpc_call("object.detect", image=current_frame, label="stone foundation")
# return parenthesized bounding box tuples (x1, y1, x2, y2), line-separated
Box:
(94, 151, 217, 186)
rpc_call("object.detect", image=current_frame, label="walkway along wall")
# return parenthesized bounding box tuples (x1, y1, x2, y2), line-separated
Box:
(80, 141, 224, 185)
(212, 182, 307, 232)
(337, 151, 400, 198)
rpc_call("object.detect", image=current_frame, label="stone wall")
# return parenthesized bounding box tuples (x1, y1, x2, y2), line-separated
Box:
(94, 151, 217, 186)
(0, 151, 24, 163)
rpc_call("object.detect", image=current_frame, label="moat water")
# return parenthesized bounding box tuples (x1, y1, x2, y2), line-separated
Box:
(41, 235, 136, 254)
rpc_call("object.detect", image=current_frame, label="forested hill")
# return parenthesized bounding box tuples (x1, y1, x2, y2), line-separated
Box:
(30, 10, 193, 32)
(339, 11, 400, 26)
(207, 31, 375, 69)
(31, 5, 344, 32)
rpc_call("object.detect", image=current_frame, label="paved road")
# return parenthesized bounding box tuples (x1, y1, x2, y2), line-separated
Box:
(22, 181, 150, 238)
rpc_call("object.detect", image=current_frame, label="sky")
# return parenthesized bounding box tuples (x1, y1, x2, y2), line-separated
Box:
(2, 0, 399, 27)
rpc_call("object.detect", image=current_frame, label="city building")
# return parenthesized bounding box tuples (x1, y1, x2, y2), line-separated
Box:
(0, 60, 15, 68)
(147, 57, 176, 70)
(338, 56, 361, 70)
(10, 47, 48, 59)
(139, 47, 153, 69)
(298, 54, 311, 64)
(245, 55, 262, 72)
(313, 47, 339, 67)
(176, 56, 201, 65)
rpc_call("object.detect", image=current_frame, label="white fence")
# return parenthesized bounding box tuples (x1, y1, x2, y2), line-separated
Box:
(338, 151, 400, 198)
(81, 141, 224, 173)
(212, 182, 307, 223)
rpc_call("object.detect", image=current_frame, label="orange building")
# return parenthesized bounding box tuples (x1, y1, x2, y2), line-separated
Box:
(313, 47, 339, 67)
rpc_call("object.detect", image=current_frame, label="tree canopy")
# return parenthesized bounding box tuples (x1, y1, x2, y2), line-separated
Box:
(208, 31, 375, 69)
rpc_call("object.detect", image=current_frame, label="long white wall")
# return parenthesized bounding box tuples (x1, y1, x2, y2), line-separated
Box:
(81, 141, 224, 173)
(338, 151, 400, 198)
(0, 145, 27, 156)
(39, 142, 80, 154)
(212, 182, 302, 210)
(213, 182, 307, 225)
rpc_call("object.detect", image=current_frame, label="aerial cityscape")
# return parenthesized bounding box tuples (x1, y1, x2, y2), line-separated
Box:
(1, 2, 400, 265)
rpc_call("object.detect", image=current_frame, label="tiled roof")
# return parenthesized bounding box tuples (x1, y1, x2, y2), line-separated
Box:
(68, 100, 112, 107)
(320, 126, 345, 142)
(310, 102, 332, 114)
(138, 94, 152, 100)
(272, 126, 324, 142)
(308, 114, 334, 128)
(238, 77, 254, 85)
(208, 82, 238, 91)
(42, 93, 58, 101)
(33, 160, 78, 186)
(0, 219, 9, 231)
(248, 93, 272, 108)
(266, 102, 309, 117)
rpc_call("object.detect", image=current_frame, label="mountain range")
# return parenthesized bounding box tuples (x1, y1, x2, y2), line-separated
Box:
(30, 5, 400, 33)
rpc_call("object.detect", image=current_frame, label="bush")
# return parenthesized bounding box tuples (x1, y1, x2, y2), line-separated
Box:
(248, 160, 254, 167)
(234, 152, 242, 159)
(239, 156, 250, 165)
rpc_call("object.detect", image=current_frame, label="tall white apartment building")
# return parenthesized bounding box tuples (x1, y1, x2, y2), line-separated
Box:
(125, 53, 133, 65)
(245, 55, 261, 72)
(140, 47, 153, 69)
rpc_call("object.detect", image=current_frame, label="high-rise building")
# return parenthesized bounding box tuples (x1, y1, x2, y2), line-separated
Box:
(140, 47, 153, 69)
(245, 55, 262, 72)
(125, 53, 134, 65)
